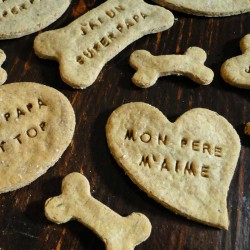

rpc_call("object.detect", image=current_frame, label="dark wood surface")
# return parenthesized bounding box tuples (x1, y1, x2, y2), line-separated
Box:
(0, 1, 249, 249)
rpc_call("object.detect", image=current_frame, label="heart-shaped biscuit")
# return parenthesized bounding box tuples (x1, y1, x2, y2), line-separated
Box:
(106, 102, 241, 229)
(153, 0, 250, 16)
(0, 82, 75, 193)
(0, 49, 7, 85)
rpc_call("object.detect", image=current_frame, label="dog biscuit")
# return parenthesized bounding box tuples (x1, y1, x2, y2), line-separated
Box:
(0, 0, 71, 39)
(34, 0, 174, 89)
(0, 82, 75, 193)
(152, 0, 250, 17)
(130, 48, 214, 88)
(0, 49, 7, 85)
(106, 102, 241, 229)
(244, 122, 250, 135)
(45, 172, 152, 250)
(221, 34, 250, 89)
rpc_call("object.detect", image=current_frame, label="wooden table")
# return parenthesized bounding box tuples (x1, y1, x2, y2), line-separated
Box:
(0, 1, 249, 249)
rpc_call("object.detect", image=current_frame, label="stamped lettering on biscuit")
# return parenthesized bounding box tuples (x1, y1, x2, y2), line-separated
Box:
(130, 48, 214, 88)
(106, 102, 241, 229)
(0, 49, 7, 85)
(45, 172, 152, 249)
(34, 0, 174, 89)
(0, 0, 71, 39)
(0, 82, 75, 193)
(221, 34, 250, 89)
(152, 0, 250, 17)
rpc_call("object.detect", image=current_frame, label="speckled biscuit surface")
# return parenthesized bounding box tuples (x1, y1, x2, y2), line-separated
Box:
(45, 172, 152, 250)
(152, 0, 250, 17)
(0, 0, 71, 39)
(106, 102, 241, 229)
(221, 34, 250, 89)
(0, 82, 75, 193)
(34, 0, 174, 89)
(0, 49, 7, 85)
(129, 48, 214, 88)
(244, 122, 250, 135)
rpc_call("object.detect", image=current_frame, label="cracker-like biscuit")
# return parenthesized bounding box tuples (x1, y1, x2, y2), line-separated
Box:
(0, 82, 75, 193)
(106, 102, 241, 229)
(0, 49, 7, 85)
(45, 172, 152, 249)
(221, 34, 250, 89)
(34, 0, 174, 89)
(0, 0, 71, 39)
(152, 0, 250, 17)
(130, 48, 214, 88)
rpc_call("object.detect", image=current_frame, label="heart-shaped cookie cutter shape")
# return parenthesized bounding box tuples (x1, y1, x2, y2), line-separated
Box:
(106, 102, 241, 229)
(221, 34, 250, 89)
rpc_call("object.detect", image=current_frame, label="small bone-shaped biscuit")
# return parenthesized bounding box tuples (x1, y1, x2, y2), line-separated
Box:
(0, 49, 7, 85)
(129, 47, 214, 88)
(221, 34, 250, 89)
(45, 172, 152, 250)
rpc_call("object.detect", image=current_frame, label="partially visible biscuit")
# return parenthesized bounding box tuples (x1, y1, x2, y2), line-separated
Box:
(0, 82, 75, 193)
(221, 34, 250, 89)
(244, 122, 250, 135)
(34, 0, 174, 89)
(0, 0, 71, 39)
(130, 48, 214, 88)
(0, 49, 7, 85)
(45, 172, 152, 249)
(153, 0, 250, 17)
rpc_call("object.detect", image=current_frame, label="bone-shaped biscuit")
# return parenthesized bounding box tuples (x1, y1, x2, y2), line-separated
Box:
(152, 0, 250, 17)
(221, 34, 250, 89)
(0, 49, 7, 85)
(45, 172, 152, 250)
(129, 47, 214, 88)
(34, 0, 174, 89)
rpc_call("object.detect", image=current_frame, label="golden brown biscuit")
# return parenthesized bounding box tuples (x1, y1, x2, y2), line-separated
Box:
(0, 49, 7, 85)
(0, 82, 75, 193)
(34, 0, 174, 89)
(130, 48, 214, 88)
(153, 0, 250, 17)
(221, 34, 250, 89)
(45, 172, 152, 249)
(0, 0, 71, 39)
(106, 102, 241, 229)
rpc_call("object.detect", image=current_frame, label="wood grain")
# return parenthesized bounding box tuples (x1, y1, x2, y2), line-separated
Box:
(0, 0, 249, 249)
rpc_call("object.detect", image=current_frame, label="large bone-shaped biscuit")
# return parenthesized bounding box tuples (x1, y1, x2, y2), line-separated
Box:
(0, 49, 7, 85)
(130, 48, 214, 88)
(45, 172, 152, 250)
(34, 0, 174, 89)
(221, 34, 250, 89)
